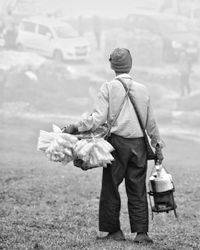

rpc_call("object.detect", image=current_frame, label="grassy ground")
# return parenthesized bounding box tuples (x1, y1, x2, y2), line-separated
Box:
(0, 116, 200, 250)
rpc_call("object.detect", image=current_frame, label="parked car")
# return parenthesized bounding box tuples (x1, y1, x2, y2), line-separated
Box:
(16, 16, 90, 61)
(125, 10, 199, 62)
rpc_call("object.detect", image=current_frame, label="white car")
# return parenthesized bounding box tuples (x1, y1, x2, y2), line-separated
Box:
(16, 17, 90, 61)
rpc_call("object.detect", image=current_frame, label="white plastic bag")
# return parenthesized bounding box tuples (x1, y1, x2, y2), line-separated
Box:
(74, 138, 115, 168)
(37, 124, 78, 165)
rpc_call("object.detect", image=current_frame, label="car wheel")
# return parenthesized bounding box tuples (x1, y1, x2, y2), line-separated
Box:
(53, 50, 64, 62)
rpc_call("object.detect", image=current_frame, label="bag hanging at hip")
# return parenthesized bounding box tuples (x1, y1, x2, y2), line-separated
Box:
(116, 78, 156, 161)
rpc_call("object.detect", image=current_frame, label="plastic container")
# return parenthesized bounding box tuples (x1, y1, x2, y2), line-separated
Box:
(149, 164, 173, 193)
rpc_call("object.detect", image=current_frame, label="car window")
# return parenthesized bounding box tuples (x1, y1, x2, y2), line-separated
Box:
(38, 25, 52, 36)
(22, 21, 36, 32)
(54, 25, 78, 38)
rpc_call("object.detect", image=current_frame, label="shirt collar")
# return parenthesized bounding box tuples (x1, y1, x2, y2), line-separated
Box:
(115, 73, 132, 80)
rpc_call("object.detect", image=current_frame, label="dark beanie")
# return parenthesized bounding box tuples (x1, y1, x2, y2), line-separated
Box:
(109, 48, 132, 73)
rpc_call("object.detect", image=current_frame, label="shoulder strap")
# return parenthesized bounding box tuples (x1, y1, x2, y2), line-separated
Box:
(117, 78, 156, 161)
(116, 77, 146, 133)
(105, 83, 129, 137)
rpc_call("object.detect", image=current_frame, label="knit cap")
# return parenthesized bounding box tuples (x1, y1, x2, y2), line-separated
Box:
(109, 48, 132, 73)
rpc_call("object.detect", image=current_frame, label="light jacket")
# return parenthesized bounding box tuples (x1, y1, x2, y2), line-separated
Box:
(77, 73, 164, 149)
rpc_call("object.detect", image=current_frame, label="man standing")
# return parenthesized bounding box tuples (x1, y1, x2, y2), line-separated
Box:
(93, 15, 102, 50)
(178, 51, 192, 97)
(4, 9, 17, 49)
(66, 48, 164, 244)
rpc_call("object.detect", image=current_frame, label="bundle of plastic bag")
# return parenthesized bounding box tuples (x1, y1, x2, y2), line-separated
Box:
(74, 138, 115, 168)
(37, 124, 78, 164)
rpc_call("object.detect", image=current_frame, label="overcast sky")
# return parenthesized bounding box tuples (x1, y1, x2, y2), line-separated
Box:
(0, 0, 163, 18)
(50, 0, 159, 17)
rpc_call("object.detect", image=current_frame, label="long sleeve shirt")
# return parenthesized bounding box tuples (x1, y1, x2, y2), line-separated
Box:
(77, 73, 164, 149)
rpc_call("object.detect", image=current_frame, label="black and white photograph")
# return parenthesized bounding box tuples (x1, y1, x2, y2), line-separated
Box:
(0, 0, 200, 249)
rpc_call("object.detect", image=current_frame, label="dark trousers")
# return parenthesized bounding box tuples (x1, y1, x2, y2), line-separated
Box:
(99, 134, 148, 233)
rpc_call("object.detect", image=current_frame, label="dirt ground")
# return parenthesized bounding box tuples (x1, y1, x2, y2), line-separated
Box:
(0, 115, 200, 250)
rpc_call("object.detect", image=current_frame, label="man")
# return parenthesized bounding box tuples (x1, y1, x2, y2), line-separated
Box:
(4, 10, 17, 49)
(65, 48, 164, 244)
(178, 51, 192, 97)
(93, 15, 102, 50)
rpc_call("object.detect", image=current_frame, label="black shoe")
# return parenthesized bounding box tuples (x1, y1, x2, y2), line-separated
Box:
(96, 230, 126, 241)
(134, 232, 153, 244)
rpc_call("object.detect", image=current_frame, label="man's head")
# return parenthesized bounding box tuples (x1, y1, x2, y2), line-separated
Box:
(109, 48, 132, 74)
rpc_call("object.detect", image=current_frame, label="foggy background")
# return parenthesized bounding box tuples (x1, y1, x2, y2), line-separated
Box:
(1, 1, 200, 249)
(0, 0, 200, 137)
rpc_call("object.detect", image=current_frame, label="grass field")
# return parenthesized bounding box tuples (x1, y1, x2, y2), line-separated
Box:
(0, 116, 200, 250)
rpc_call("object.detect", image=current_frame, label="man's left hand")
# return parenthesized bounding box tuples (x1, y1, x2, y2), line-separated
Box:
(155, 146, 164, 164)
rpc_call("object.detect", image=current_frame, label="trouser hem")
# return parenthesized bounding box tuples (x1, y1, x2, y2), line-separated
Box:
(99, 226, 121, 233)
(131, 226, 148, 233)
